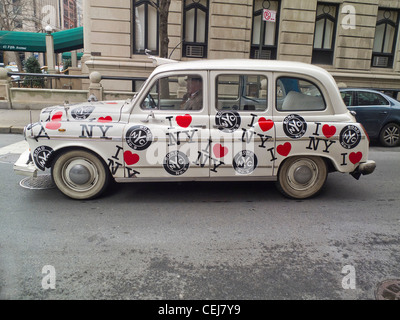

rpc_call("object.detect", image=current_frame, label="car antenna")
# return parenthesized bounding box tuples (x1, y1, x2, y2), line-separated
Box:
(29, 110, 33, 137)
(169, 39, 184, 59)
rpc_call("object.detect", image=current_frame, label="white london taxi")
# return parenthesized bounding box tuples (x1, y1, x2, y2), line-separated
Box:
(14, 59, 376, 200)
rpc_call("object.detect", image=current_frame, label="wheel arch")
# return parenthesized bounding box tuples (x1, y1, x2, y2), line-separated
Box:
(276, 154, 337, 176)
(46, 145, 110, 172)
(380, 120, 400, 132)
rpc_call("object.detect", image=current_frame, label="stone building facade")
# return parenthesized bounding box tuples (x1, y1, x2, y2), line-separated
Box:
(82, 0, 400, 96)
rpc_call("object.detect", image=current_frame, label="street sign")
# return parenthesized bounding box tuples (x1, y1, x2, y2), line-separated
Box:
(263, 9, 276, 22)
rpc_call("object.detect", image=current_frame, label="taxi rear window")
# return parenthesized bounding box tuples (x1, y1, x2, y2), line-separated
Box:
(276, 77, 326, 111)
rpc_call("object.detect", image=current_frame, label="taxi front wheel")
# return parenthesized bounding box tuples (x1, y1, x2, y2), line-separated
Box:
(51, 149, 110, 200)
(276, 156, 327, 199)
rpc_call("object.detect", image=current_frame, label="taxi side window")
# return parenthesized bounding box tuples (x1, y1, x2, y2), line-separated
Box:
(141, 74, 203, 111)
(276, 77, 326, 111)
(216, 74, 268, 111)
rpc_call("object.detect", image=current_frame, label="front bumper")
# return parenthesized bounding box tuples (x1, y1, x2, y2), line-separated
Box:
(13, 149, 38, 177)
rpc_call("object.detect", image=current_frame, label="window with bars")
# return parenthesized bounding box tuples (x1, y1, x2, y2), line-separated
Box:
(250, 0, 280, 60)
(372, 9, 399, 68)
(133, 0, 159, 55)
(183, 0, 209, 58)
(312, 3, 338, 65)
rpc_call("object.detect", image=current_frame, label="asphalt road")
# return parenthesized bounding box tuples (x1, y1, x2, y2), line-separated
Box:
(0, 134, 399, 300)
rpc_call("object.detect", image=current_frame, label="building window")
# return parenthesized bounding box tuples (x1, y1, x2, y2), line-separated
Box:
(133, 0, 159, 55)
(183, 0, 209, 58)
(312, 3, 338, 65)
(372, 9, 399, 68)
(250, 0, 280, 60)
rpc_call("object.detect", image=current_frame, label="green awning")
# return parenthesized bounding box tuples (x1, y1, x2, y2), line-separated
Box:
(0, 27, 83, 53)
(53, 27, 83, 53)
(0, 31, 45, 52)
(62, 52, 84, 60)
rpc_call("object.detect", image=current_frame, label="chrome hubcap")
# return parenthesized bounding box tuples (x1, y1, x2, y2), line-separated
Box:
(384, 126, 399, 146)
(62, 158, 98, 192)
(69, 164, 91, 185)
(293, 165, 313, 184)
(287, 159, 318, 191)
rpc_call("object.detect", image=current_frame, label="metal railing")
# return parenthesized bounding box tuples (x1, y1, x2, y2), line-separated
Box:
(6, 71, 147, 91)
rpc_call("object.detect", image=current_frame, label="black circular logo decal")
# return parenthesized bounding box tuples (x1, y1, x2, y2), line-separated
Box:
(283, 114, 307, 139)
(71, 106, 95, 120)
(215, 110, 241, 133)
(33, 146, 54, 171)
(233, 150, 258, 175)
(340, 125, 361, 149)
(163, 151, 190, 176)
(126, 125, 153, 151)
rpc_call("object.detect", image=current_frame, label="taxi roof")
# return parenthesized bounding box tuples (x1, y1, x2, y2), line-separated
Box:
(153, 59, 329, 78)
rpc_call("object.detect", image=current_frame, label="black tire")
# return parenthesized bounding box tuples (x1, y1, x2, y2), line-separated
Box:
(379, 123, 400, 147)
(51, 149, 110, 200)
(276, 156, 327, 199)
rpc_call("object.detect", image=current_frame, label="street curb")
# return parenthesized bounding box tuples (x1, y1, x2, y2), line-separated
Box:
(11, 127, 24, 134)
(0, 126, 24, 134)
(0, 126, 11, 134)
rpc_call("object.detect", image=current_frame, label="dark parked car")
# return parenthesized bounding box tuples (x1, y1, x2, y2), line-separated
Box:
(340, 88, 400, 147)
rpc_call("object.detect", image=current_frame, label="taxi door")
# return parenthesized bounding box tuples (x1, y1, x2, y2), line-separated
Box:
(209, 71, 275, 178)
(124, 71, 210, 179)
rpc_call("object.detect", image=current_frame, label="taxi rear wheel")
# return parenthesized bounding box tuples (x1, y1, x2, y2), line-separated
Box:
(51, 149, 110, 200)
(276, 156, 327, 199)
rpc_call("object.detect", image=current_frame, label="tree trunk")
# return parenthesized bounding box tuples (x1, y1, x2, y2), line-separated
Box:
(159, 0, 171, 58)
(5, 51, 23, 72)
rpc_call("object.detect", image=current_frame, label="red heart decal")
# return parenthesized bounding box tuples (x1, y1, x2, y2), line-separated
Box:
(51, 111, 63, 121)
(45, 111, 63, 130)
(124, 151, 140, 165)
(176, 114, 192, 128)
(45, 121, 61, 130)
(258, 117, 274, 132)
(349, 152, 362, 164)
(277, 142, 291, 157)
(98, 116, 112, 123)
(213, 143, 228, 158)
(322, 124, 336, 138)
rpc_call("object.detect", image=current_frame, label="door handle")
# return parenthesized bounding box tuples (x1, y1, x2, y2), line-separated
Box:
(141, 110, 156, 123)
(379, 111, 388, 114)
(193, 125, 206, 129)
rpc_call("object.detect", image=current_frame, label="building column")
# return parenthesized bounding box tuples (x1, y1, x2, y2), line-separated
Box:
(45, 32, 56, 74)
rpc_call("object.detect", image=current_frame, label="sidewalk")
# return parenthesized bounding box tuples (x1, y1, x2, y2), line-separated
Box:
(0, 109, 41, 134)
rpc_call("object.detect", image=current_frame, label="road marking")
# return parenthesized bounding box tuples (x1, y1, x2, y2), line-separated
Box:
(0, 140, 28, 156)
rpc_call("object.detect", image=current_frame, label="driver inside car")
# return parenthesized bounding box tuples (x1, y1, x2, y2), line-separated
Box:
(180, 76, 203, 110)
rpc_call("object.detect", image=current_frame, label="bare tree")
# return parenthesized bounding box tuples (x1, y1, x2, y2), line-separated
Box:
(0, 0, 34, 70)
(150, 0, 171, 58)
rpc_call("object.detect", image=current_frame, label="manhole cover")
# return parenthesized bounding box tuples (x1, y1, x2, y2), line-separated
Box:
(376, 279, 400, 300)
(20, 174, 56, 190)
